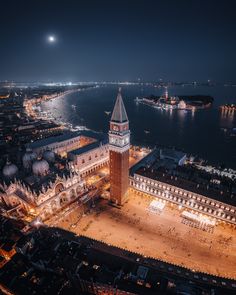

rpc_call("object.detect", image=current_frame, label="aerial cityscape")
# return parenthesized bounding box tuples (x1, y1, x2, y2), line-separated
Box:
(0, 1, 236, 295)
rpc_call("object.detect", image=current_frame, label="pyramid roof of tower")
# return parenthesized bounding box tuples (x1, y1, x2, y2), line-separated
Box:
(111, 89, 128, 123)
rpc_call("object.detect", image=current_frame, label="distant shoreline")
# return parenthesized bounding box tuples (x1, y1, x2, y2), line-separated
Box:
(33, 86, 97, 131)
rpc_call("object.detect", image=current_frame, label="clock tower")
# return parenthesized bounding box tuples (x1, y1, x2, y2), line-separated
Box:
(109, 88, 130, 205)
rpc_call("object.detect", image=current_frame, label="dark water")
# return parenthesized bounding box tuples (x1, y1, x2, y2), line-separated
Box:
(41, 85, 236, 168)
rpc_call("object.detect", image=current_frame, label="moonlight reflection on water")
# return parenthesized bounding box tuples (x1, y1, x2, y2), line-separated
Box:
(41, 85, 236, 168)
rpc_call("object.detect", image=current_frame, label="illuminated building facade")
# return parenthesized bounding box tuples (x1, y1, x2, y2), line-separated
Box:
(109, 89, 130, 205)
(69, 140, 109, 177)
(129, 153, 236, 225)
(0, 150, 85, 220)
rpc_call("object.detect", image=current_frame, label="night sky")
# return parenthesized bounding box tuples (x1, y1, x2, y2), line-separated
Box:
(1, 0, 236, 82)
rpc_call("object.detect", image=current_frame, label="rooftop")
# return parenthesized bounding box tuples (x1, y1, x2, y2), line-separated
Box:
(111, 89, 128, 123)
(0, 154, 75, 196)
(135, 166, 236, 206)
(28, 131, 81, 149)
(1, 228, 234, 295)
(28, 130, 107, 149)
(160, 148, 186, 162)
(131, 148, 236, 206)
(69, 135, 108, 156)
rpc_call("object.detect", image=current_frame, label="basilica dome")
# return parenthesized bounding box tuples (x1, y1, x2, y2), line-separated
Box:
(32, 159, 50, 176)
(3, 161, 18, 178)
(43, 150, 55, 163)
(23, 148, 37, 169)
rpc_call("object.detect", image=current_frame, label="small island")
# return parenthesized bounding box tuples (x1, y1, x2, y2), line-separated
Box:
(220, 104, 236, 111)
(135, 89, 214, 110)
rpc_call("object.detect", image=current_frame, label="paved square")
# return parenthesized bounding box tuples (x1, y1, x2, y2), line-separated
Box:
(57, 190, 236, 279)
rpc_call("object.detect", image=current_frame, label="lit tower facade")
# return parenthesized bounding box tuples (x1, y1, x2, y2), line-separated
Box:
(109, 89, 130, 205)
(164, 87, 168, 100)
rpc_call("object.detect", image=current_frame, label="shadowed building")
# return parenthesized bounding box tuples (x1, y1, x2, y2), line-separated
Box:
(109, 89, 130, 205)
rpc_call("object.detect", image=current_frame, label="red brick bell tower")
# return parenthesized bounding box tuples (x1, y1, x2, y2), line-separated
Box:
(109, 88, 130, 205)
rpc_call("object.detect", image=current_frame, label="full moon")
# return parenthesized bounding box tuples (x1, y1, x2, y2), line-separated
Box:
(48, 35, 56, 43)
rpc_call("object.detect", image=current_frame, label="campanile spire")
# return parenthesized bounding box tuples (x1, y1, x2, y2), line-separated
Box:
(110, 88, 128, 123)
(109, 89, 130, 205)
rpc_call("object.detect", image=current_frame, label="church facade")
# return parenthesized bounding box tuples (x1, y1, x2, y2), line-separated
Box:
(0, 149, 86, 221)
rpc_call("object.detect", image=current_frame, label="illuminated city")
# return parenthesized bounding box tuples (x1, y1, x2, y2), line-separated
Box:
(0, 1, 236, 295)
